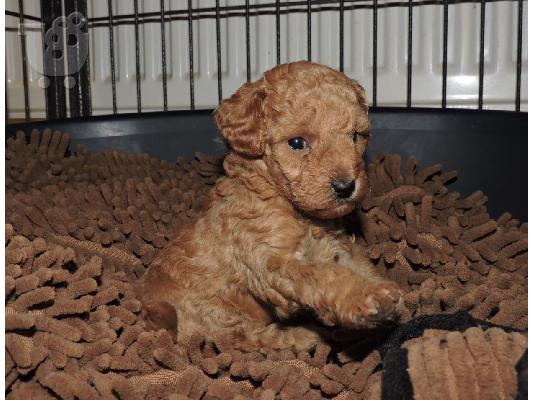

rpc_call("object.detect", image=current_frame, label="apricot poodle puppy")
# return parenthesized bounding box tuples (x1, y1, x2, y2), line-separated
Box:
(138, 61, 403, 351)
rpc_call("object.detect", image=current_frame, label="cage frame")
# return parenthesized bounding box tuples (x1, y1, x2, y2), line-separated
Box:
(5, 0, 526, 121)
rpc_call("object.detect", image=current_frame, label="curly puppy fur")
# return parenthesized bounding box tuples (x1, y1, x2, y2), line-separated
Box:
(138, 61, 403, 351)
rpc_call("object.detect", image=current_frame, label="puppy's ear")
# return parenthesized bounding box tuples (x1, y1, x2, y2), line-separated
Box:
(215, 81, 267, 157)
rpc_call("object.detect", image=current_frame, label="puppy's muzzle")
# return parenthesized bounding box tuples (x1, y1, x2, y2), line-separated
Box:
(331, 179, 355, 199)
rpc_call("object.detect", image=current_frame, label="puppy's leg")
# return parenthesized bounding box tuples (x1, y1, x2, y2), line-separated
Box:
(251, 324, 330, 351)
(246, 256, 402, 330)
(219, 322, 328, 352)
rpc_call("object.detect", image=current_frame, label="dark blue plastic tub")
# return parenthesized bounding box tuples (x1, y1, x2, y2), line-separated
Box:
(6, 107, 527, 221)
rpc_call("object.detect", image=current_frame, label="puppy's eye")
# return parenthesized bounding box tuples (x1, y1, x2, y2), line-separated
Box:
(352, 131, 368, 143)
(288, 137, 308, 151)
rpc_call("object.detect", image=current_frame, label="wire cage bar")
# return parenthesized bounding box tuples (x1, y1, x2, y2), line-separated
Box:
(215, 0, 223, 104)
(515, 0, 524, 112)
(17, 0, 30, 121)
(407, 0, 413, 108)
(307, 0, 312, 61)
(442, 0, 448, 108)
(65, 0, 92, 118)
(133, 0, 141, 113)
(478, 0, 486, 110)
(39, 0, 65, 120)
(188, 0, 195, 110)
(276, 0, 281, 65)
(5, 0, 527, 122)
(160, 0, 168, 111)
(339, 0, 344, 71)
(372, 0, 379, 108)
(245, 0, 252, 82)
(107, 0, 117, 114)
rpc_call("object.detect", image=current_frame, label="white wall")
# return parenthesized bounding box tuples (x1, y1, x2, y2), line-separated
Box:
(6, 0, 528, 119)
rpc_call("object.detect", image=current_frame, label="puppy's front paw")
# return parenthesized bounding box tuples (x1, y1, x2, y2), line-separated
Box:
(324, 281, 403, 329)
(362, 283, 403, 322)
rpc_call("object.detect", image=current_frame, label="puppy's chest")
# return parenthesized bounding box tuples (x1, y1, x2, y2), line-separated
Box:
(293, 227, 354, 265)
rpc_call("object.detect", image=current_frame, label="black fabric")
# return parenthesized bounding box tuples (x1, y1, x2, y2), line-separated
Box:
(381, 346, 412, 400)
(516, 350, 528, 400)
(379, 312, 526, 400)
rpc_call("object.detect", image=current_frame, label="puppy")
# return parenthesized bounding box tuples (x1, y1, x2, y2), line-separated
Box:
(138, 61, 402, 351)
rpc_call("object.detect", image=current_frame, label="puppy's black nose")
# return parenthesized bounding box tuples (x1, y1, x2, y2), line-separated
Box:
(331, 179, 355, 199)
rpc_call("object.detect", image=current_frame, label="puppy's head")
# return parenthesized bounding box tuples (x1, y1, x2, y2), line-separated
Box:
(216, 61, 369, 219)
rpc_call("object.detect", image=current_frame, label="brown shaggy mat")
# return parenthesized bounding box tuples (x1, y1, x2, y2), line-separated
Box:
(5, 129, 527, 399)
